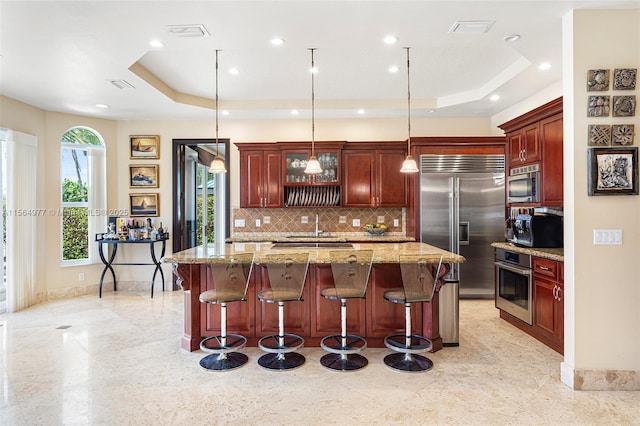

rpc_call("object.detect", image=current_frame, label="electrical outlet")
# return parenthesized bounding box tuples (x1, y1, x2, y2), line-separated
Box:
(79, 273, 85, 282)
(352, 218, 360, 227)
(234, 219, 245, 228)
(301, 216, 309, 224)
(339, 216, 347, 224)
(394, 219, 400, 227)
(263, 216, 271, 224)
(256, 219, 261, 227)
(377, 216, 385, 223)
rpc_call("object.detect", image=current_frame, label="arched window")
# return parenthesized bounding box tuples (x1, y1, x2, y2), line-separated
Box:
(60, 127, 106, 264)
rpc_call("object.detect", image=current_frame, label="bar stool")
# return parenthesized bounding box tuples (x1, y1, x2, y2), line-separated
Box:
(383, 254, 443, 372)
(257, 253, 310, 371)
(320, 250, 373, 371)
(198, 253, 254, 372)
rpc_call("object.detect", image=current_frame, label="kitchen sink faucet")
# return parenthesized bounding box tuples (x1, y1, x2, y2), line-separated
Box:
(315, 213, 323, 237)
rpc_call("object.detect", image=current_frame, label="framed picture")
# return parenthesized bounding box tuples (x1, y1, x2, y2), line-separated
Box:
(588, 147, 638, 196)
(129, 164, 159, 188)
(130, 135, 160, 159)
(129, 193, 159, 216)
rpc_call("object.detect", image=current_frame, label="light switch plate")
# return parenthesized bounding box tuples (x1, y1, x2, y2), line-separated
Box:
(255, 219, 261, 227)
(593, 229, 622, 245)
(234, 219, 245, 228)
(352, 218, 361, 227)
(394, 219, 400, 227)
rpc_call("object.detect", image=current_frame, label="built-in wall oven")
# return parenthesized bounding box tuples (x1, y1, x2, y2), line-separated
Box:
(495, 248, 532, 325)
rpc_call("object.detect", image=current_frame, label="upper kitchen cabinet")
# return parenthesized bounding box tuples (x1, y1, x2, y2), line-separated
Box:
(237, 144, 282, 208)
(508, 123, 541, 165)
(283, 148, 341, 185)
(500, 97, 563, 207)
(342, 143, 408, 208)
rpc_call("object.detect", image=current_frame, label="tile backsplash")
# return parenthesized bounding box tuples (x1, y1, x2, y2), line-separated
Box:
(232, 207, 405, 236)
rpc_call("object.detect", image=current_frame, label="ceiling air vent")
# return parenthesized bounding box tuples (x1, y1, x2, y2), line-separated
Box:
(166, 24, 210, 37)
(448, 20, 495, 34)
(107, 79, 135, 89)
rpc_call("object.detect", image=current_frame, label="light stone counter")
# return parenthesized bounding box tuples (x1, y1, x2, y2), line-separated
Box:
(163, 241, 465, 265)
(491, 242, 564, 262)
(227, 233, 416, 243)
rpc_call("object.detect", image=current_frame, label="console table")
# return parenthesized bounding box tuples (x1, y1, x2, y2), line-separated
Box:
(96, 233, 169, 298)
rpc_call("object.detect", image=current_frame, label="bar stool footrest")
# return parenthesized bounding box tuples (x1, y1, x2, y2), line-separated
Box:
(320, 334, 367, 355)
(200, 334, 247, 354)
(258, 333, 304, 354)
(384, 334, 433, 354)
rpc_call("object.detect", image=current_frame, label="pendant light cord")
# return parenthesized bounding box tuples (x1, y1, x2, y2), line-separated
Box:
(405, 47, 411, 155)
(310, 48, 316, 156)
(215, 49, 220, 158)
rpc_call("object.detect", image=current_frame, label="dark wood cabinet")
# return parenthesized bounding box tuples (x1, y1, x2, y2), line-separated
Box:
(532, 256, 564, 354)
(342, 147, 408, 207)
(239, 146, 282, 208)
(508, 123, 541, 165)
(500, 97, 563, 208)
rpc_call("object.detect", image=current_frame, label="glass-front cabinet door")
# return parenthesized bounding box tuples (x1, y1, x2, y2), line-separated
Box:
(284, 149, 340, 185)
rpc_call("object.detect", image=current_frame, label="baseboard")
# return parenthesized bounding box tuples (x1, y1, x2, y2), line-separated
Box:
(561, 362, 640, 390)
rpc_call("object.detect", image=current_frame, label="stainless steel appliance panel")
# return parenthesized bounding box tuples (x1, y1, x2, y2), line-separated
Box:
(420, 155, 505, 299)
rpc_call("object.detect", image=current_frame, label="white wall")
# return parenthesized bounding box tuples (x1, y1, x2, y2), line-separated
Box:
(562, 9, 640, 389)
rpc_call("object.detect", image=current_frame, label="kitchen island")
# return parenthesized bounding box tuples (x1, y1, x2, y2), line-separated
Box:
(163, 242, 465, 353)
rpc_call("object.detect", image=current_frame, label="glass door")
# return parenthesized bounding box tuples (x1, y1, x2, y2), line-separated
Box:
(0, 141, 6, 313)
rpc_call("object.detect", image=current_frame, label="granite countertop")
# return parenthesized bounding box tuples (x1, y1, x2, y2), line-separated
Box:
(163, 241, 465, 265)
(227, 233, 416, 243)
(491, 242, 564, 262)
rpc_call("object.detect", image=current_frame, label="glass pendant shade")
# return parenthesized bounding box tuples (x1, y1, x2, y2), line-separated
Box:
(400, 155, 419, 173)
(209, 155, 227, 173)
(304, 155, 323, 174)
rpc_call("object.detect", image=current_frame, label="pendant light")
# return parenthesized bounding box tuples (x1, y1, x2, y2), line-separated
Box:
(400, 47, 419, 173)
(209, 49, 227, 174)
(304, 48, 323, 175)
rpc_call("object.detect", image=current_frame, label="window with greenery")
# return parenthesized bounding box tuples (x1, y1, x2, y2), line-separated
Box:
(195, 166, 215, 245)
(61, 127, 105, 262)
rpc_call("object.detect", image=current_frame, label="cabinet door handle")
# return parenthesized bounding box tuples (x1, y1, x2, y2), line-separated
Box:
(552, 285, 557, 299)
(556, 286, 562, 302)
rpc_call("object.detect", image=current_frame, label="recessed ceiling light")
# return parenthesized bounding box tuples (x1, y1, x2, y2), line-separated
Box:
(426, 109, 435, 113)
(149, 40, 164, 48)
(538, 62, 552, 71)
(271, 37, 285, 46)
(222, 110, 230, 116)
(388, 65, 399, 73)
(503, 34, 521, 42)
(383, 35, 398, 45)
(357, 109, 365, 115)
(95, 103, 109, 109)
(310, 67, 318, 74)
(291, 109, 299, 115)
(229, 67, 239, 75)
(489, 94, 500, 101)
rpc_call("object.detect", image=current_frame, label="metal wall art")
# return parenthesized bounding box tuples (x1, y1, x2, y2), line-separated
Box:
(587, 95, 610, 117)
(612, 124, 635, 146)
(613, 68, 637, 90)
(588, 125, 611, 146)
(587, 69, 610, 91)
(588, 147, 638, 196)
(612, 95, 636, 117)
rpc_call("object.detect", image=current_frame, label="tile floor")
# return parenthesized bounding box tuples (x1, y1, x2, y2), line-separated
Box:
(0, 291, 638, 425)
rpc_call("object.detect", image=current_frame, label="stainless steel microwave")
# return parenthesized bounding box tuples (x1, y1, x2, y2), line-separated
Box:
(507, 164, 540, 204)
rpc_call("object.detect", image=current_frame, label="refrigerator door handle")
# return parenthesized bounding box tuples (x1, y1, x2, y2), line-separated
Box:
(459, 221, 470, 245)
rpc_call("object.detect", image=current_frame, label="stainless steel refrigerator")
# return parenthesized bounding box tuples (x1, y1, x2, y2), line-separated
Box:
(420, 154, 505, 299)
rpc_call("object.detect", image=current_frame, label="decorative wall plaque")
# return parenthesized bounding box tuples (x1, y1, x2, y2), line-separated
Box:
(612, 124, 635, 146)
(613, 95, 636, 117)
(587, 69, 610, 91)
(588, 125, 611, 146)
(587, 95, 610, 117)
(613, 68, 637, 90)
